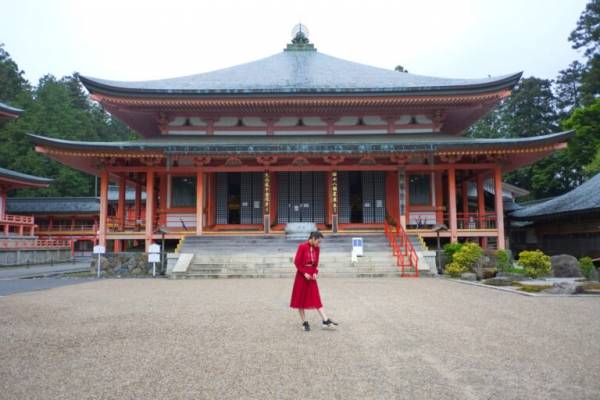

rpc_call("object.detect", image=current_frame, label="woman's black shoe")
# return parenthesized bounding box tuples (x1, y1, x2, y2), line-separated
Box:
(302, 321, 311, 331)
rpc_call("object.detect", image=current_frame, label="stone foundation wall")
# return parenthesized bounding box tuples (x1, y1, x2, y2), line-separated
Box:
(0, 249, 72, 266)
(90, 252, 164, 276)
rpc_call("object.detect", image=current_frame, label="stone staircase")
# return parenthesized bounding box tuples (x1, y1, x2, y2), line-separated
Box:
(170, 234, 403, 278)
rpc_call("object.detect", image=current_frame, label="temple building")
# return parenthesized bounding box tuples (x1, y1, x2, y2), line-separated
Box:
(1, 102, 73, 264)
(29, 29, 572, 263)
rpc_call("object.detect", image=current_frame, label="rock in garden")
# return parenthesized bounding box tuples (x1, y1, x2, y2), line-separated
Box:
(589, 268, 599, 282)
(460, 272, 477, 281)
(551, 254, 582, 278)
(543, 282, 584, 295)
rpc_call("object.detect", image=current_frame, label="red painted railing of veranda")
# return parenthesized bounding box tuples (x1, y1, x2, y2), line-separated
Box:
(384, 220, 419, 277)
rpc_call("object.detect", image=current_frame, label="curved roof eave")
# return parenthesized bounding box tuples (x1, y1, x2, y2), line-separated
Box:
(27, 130, 573, 154)
(0, 166, 53, 185)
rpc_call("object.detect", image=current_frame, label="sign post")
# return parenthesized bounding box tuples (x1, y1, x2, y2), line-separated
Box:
(148, 243, 161, 277)
(93, 245, 106, 278)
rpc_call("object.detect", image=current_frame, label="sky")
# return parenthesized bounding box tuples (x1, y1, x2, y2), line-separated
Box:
(0, 0, 590, 86)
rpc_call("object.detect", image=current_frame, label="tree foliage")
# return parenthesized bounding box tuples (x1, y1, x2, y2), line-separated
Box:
(467, 0, 600, 199)
(0, 45, 134, 197)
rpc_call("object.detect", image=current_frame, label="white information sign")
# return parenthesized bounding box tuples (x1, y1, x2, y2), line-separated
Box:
(148, 244, 161, 253)
(148, 253, 161, 263)
(352, 237, 364, 257)
(93, 245, 106, 254)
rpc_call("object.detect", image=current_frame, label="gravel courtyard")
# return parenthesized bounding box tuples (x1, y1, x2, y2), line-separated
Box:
(1, 278, 599, 400)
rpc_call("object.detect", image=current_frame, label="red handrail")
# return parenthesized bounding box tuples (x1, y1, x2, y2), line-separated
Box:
(384, 220, 419, 277)
(0, 214, 35, 225)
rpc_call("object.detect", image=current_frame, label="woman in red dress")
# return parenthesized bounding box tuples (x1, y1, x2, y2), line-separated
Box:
(290, 231, 338, 331)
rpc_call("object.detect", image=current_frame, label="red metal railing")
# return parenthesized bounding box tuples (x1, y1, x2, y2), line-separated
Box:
(0, 239, 72, 250)
(384, 220, 419, 277)
(0, 214, 35, 225)
(37, 224, 97, 232)
(443, 212, 497, 230)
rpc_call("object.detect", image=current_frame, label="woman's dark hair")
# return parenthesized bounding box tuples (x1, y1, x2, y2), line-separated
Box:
(309, 231, 324, 240)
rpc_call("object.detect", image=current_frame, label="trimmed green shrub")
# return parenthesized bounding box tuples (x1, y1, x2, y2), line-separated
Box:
(443, 242, 463, 265)
(518, 250, 551, 278)
(445, 262, 467, 278)
(444, 242, 483, 277)
(495, 249, 511, 271)
(579, 257, 596, 280)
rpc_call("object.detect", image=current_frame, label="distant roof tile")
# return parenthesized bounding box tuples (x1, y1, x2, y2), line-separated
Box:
(510, 172, 600, 219)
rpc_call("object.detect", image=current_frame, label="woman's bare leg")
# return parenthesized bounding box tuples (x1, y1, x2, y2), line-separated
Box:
(298, 309, 305, 321)
(316, 308, 328, 321)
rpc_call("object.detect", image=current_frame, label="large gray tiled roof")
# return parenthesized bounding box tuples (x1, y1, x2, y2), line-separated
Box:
(79, 50, 522, 96)
(510, 172, 600, 219)
(28, 131, 573, 155)
(0, 167, 52, 185)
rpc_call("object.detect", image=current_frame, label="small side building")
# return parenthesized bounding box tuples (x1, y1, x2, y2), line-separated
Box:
(508, 172, 600, 260)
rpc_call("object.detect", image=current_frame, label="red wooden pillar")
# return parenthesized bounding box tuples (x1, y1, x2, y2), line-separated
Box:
(159, 173, 167, 227)
(134, 182, 142, 230)
(477, 173, 488, 248)
(494, 165, 506, 250)
(0, 190, 6, 218)
(196, 171, 204, 236)
(385, 171, 399, 225)
(145, 170, 155, 251)
(435, 172, 444, 224)
(99, 170, 109, 248)
(462, 180, 469, 218)
(205, 173, 213, 227)
(117, 176, 126, 231)
(270, 172, 277, 228)
(448, 166, 458, 243)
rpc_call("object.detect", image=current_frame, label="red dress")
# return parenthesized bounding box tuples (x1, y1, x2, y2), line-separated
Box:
(290, 242, 323, 309)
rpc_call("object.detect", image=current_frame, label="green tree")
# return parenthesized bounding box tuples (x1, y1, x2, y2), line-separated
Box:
(555, 61, 585, 113)
(0, 45, 134, 197)
(394, 65, 408, 73)
(569, 0, 600, 58)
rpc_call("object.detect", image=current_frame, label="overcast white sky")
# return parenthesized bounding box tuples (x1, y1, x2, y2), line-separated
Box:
(1, 0, 589, 86)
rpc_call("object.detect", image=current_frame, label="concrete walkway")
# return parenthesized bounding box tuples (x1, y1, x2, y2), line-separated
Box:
(0, 261, 89, 279)
(0, 278, 599, 399)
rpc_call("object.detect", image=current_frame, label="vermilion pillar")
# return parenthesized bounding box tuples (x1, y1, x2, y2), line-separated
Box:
(117, 176, 126, 231)
(159, 174, 167, 226)
(448, 166, 458, 243)
(477, 173, 488, 248)
(134, 182, 142, 230)
(196, 171, 204, 236)
(145, 170, 155, 251)
(99, 170, 109, 248)
(435, 172, 444, 224)
(494, 165, 506, 250)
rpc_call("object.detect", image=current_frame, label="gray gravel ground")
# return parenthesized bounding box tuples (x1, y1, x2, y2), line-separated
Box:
(0, 278, 599, 400)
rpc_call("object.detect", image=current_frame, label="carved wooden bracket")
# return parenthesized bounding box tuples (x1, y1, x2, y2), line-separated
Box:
(257, 156, 278, 166)
(192, 156, 212, 167)
(156, 112, 169, 133)
(291, 156, 310, 166)
(97, 157, 119, 168)
(224, 157, 243, 167)
(390, 154, 410, 165)
(438, 154, 461, 164)
(140, 157, 162, 167)
(323, 155, 344, 165)
(358, 156, 377, 166)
